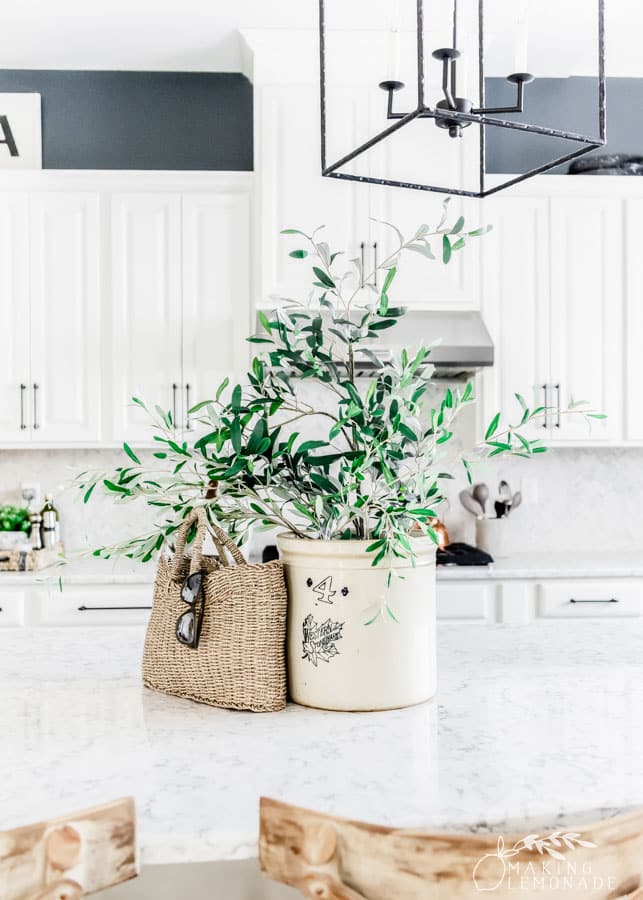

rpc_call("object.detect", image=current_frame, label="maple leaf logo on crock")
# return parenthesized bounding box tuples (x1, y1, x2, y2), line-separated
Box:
(301, 613, 344, 666)
(472, 831, 597, 892)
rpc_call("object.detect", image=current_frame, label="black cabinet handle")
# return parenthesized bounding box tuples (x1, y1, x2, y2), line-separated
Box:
(541, 384, 548, 429)
(359, 242, 365, 288)
(569, 598, 619, 604)
(555, 383, 561, 429)
(172, 383, 178, 428)
(185, 383, 191, 431)
(20, 384, 27, 430)
(372, 242, 378, 287)
(33, 383, 39, 430)
(77, 604, 152, 612)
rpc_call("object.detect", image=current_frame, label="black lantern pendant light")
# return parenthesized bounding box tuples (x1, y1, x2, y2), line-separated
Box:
(319, 0, 606, 198)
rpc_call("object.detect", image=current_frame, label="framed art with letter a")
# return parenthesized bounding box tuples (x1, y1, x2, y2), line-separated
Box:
(0, 93, 42, 169)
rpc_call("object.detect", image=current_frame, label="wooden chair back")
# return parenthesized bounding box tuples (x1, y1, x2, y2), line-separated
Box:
(0, 797, 137, 900)
(260, 797, 643, 899)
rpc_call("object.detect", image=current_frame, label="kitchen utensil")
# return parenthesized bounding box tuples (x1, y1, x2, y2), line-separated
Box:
(498, 480, 512, 501)
(494, 500, 509, 519)
(510, 491, 522, 511)
(459, 490, 484, 519)
(472, 483, 489, 515)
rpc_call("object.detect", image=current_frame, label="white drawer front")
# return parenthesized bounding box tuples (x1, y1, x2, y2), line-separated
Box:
(536, 580, 642, 619)
(437, 583, 497, 623)
(0, 592, 25, 627)
(35, 586, 153, 626)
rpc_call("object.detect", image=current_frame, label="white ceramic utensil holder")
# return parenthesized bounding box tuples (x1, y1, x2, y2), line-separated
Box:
(476, 517, 508, 560)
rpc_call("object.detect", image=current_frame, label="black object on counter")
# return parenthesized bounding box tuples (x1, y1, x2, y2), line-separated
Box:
(262, 544, 280, 563)
(437, 542, 494, 567)
(569, 154, 643, 176)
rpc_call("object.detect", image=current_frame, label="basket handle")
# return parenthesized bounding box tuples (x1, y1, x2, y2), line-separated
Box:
(170, 508, 246, 581)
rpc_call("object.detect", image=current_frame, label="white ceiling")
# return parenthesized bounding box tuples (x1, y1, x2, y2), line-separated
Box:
(0, 0, 639, 76)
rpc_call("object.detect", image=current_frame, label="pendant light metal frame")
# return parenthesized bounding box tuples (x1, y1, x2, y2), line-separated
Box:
(319, 0, 606, 198)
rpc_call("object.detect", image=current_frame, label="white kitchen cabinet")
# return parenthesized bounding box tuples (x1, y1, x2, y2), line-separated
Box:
(110, 192, 183, 442)
(0, 592, 26, 627)
(181, 191, 252, 425)
(0, 190, 102, 444)
(255, 84, 370, 307)
(368, 101, 481, 309)
(625, 198, 643, 442)
(436, 582, 499, 623)
(480, 195, 550, 440)
(254, 68, 482, 311)
(548, 196, 623, 443)
(535, 580, 641, 619)
(33, 585, 152, 627)
(29, 193, 102, 443)
(110, 186, 252, 443)
(480, 190, 623, 445)
(0, 173, 252, 449)
(0, 193, 30, 442)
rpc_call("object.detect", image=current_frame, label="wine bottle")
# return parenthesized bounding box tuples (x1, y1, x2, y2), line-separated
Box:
(41, 494, 59, 548)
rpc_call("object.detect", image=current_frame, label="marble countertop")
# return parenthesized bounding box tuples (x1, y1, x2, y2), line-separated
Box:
(3, 550, 643, 587)
(436, 551, 643, 580)
(2, 622, 642, 865)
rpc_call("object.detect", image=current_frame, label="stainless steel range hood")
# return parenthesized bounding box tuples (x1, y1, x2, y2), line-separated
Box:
(359, 310, 494, 379)
(257, 308, 494, 380)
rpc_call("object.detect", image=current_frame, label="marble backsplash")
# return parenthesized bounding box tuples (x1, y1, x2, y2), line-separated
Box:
(0, 446, 641, 557)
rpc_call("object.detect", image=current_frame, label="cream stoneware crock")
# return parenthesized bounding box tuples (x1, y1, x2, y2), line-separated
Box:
(277, 532, 437, 712)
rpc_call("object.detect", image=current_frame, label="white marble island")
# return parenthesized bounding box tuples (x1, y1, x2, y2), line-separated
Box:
(2, 622, 643, 866)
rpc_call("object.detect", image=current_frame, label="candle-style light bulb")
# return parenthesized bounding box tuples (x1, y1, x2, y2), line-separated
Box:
(387, 25, 401, 82)
(386, 0, 401, 82)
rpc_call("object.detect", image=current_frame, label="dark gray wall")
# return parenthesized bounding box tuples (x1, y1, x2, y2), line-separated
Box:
(485, 77, 640, 174)
(0, 70, 253, 170)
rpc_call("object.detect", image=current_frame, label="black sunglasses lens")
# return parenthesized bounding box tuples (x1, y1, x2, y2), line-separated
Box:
(181, 572, 202, 605)
(176, 610, 195, 645)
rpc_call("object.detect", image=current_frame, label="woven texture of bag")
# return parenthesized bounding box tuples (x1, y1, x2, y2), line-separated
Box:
(143, 509, 287, 712)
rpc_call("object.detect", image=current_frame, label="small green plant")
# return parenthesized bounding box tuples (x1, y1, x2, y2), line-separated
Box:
(0, 505, 30, 533)
(75, 201, 601, 572)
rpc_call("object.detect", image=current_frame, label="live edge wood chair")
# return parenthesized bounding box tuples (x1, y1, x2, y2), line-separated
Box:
(0, 798, 138, 900)
(259, 798, 643, 900)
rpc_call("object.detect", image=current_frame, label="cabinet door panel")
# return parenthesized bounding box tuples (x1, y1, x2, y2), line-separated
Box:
(0, 593, 26, 627)
(34, 586, 152, 626)
(0, 194, 30, 442)
(110, 193, 182, 442)
(549, 197, 623, 442)
(626, 198, 643, 441)
(436, 583, 497, 623)
(480, 196, 550, 441)
(29, 193, 102, 443)
(182, 192, 251, 432)
(536, 580, 641, 619)
(257, 85, 369, 307)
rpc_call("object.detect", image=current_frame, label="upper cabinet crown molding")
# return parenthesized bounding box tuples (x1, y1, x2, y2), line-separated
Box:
(0, 171, 253, 194)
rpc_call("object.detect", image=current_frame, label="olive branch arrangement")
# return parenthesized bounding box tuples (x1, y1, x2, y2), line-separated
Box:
(74, 200, 602, 573)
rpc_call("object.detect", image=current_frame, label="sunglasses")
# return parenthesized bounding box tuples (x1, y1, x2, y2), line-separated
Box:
(176, 571, 206, 650)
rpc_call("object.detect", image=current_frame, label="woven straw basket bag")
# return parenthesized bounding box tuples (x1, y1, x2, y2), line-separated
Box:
(143, 508, 287, 712)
